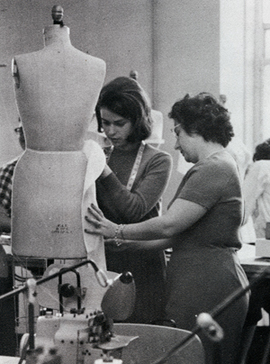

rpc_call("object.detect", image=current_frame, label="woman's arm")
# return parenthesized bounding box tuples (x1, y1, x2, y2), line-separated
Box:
(85, 198, 207, 241)
(97, 152, 172, 222)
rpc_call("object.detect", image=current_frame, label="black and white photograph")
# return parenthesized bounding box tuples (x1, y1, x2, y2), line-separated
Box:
(0, 1, 270, 363)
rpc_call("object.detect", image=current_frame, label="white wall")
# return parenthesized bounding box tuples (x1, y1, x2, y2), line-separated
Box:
(154, 0, 220, 207)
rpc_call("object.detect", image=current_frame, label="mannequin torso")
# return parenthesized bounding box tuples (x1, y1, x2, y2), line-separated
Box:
(12, 25, 106, 151)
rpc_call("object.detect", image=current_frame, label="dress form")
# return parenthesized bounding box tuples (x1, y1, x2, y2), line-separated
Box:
(11, 8, 107, 310)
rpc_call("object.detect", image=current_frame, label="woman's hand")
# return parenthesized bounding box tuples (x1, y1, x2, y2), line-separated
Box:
(84, 204, 116, 238)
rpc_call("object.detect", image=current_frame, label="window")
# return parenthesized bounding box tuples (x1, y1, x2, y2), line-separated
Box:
(220, 0, 270, 152)
(262, 0, 270, 138)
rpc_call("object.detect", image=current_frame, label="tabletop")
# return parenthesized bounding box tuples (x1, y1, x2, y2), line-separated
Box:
(238, 243, 270, 279)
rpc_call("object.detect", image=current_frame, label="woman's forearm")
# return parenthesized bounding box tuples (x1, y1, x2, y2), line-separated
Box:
(85, 199, 207, 242)
(85, 204, 173, 240)
(105, 237, 174, 251)
(121, 215, 175, 241)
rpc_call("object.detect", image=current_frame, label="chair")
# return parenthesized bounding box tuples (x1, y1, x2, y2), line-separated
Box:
(113, 323, 205, 364)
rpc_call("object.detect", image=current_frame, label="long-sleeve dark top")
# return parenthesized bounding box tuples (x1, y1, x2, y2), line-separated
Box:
(96, 143, 172, 224)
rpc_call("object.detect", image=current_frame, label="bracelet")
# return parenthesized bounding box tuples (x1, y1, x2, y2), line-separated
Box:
(114, 224, 125, 247)
(120, 224, 125, 240)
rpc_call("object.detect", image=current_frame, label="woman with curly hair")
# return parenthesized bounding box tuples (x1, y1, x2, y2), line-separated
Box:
(86, 92, 249, 364)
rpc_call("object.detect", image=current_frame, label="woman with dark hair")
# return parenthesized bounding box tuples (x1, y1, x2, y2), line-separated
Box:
(252, 138, 270, 161)
(95, 76, 172, 324)
(86, 92, 249, 364)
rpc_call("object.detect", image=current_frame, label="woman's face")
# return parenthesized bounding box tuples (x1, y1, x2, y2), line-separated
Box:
(100, 107, 134, 150)
(173, 122, 198, 163)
